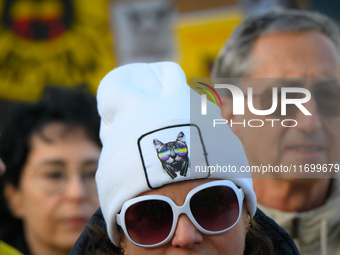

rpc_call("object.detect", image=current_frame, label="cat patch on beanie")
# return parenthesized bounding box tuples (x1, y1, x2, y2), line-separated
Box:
(138, 124, 209, 189)
(153, 131, 189, 179)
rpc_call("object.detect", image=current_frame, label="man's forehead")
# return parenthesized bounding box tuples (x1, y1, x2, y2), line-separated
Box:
(238, 78, 340, 93)
(246, 30, 340, 81)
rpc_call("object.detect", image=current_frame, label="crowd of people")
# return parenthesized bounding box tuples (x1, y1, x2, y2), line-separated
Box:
(0, 7, 340, 255)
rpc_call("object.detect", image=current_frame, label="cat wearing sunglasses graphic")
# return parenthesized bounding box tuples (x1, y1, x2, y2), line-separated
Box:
(153, 131, 189, 179)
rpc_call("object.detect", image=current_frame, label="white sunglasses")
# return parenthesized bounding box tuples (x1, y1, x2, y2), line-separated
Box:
(117, 180, 244, 247)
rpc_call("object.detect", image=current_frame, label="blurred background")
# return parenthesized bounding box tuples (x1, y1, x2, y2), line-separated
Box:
(0, 0, 339, 127)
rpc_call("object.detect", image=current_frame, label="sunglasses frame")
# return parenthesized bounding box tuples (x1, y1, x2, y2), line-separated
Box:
(117, 180, 244, 247)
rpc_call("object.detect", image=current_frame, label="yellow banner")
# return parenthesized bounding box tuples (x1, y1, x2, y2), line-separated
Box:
(176, 8, 243, 80)
(0, 0, 115, 101)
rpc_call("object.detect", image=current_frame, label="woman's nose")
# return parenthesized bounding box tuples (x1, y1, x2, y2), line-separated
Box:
(63, 174, 88, 201)
(171, 214, 203, 249)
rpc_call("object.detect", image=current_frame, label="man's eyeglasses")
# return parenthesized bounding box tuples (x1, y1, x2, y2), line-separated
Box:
(245, 79, 340, 118)
(116, 180, 244, 247)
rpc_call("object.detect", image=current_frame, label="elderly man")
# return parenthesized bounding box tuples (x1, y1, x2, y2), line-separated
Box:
(212, 9, 340, 255)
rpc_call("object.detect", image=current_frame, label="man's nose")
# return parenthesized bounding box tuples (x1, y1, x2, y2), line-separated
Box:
(294, 96, 322, 134)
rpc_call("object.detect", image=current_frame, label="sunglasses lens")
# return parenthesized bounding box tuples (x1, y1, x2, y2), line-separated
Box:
(190, 186, 239, 232)
(174, 146, 188, 156)
(125, 200, 173, 245)
(158, 149, 170, 160)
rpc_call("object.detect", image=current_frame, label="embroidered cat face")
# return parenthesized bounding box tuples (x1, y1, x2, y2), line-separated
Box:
(153, 131, 189, 179)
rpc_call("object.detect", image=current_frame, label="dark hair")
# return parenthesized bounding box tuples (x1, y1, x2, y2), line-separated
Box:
(0, 86, 101, 254)
(83, 224, 123, 255)
(84, 218, 274, 255)
(244, 218, 274, 255)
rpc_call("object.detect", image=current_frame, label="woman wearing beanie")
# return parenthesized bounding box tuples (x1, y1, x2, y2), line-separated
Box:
(69, 62, 299, 255)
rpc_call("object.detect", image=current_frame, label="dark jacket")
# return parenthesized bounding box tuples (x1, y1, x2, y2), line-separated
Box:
(69, 207, 300, 255)
(254, 209, 300, 255)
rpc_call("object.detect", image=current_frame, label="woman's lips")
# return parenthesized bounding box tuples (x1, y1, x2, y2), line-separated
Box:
(63, 217, 89, 227)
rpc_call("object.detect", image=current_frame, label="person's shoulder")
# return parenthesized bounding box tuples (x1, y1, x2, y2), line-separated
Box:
(0, 241, 24, 255)
(254, 208, 300, 255)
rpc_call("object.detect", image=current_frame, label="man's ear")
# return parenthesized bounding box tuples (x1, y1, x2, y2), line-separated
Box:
(219, 96, 243, 140)
(219, 96, 233, 121)
(4, 183, 24, 219)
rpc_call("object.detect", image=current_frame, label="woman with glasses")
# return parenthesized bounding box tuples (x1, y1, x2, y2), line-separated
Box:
(70, 62, 299, 255)
(0, 87, 102, 255)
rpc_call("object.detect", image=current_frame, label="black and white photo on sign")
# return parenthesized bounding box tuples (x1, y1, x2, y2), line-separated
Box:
(111, 0, 177, 65)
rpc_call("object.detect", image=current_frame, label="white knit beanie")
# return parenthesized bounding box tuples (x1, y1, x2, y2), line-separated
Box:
(96, 62, 257, 246)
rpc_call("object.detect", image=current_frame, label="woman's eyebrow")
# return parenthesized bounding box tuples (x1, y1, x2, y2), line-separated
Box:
(38, 160, 65, 167)
(81, 159, 99, 167)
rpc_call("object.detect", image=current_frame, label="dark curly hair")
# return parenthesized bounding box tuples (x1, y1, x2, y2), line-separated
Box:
(0, 86, 101, 254)
(81, 217, 274, 255)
